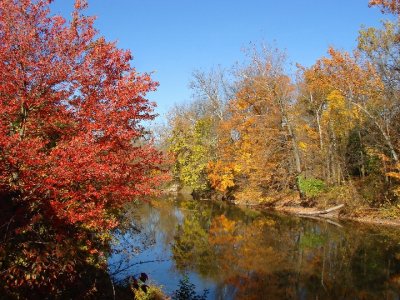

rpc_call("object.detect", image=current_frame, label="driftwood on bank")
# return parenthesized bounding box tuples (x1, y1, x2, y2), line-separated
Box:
(298, 204, 345, 216)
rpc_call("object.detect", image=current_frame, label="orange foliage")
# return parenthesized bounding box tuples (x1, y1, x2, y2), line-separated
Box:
(207, 161, 237, 193)
(212, 71, 296, 202)
(369, 0, 400, 14)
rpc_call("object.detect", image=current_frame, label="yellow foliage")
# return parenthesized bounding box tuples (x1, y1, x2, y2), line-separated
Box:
(207, 161, 237, 193)
(366, 147, 391, 162)
(253, 219, 276, 227)
(322, 90, 361, 138)
(387, 163, 400, 196)
(298, 141, 307, 151)
(209, 215, 240, 245)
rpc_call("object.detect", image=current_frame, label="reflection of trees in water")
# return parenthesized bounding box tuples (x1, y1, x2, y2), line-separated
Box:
(103, 197, 400, 299)
(171, 198, 400, 299)
(109, 198, 182, 282)
(173, 213, 216, 276)
(172, 274, 209, 300)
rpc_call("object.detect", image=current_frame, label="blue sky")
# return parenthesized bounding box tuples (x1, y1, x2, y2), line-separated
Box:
(50, 1, 385, 118)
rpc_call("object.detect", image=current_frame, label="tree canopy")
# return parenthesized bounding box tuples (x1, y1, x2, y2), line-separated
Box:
(0, 0, 165, 296)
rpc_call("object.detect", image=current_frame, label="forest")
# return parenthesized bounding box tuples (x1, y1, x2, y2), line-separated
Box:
(162, 0, 400, 222)
(0, 0, 399, 299)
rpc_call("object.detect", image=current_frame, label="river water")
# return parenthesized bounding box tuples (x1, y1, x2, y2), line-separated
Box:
(108, 196, 400, 299)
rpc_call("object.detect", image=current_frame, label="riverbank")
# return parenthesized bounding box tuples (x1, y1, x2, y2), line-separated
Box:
(165, 185, 400, 227)
(254, 198, 400, 227)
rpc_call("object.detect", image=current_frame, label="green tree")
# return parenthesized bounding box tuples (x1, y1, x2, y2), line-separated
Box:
(168, 117, 215, 193)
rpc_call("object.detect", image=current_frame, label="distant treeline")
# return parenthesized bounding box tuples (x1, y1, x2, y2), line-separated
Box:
(161, 1, 400, 208)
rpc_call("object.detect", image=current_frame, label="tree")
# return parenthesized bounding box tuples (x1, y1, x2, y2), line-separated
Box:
(210, 45, 301, 202)
(360, 1, 400, 195)
(166, 68, 232, 194)
(168, 114, 215, 193)
(369, 0, 400, 14)
(0, 0, 165, 294)
(296, 64, 332, 182)
(189, 67, 233, 122)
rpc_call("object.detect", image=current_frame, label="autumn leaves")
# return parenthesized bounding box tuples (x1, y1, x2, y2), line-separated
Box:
(166, 2, 400, 205)
(0, 0, 164, 295)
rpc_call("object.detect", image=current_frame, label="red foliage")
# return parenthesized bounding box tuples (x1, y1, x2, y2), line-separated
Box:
(0, 0, 165, 230)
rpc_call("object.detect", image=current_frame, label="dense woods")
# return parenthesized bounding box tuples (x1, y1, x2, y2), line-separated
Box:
(164, 1, 400, 214)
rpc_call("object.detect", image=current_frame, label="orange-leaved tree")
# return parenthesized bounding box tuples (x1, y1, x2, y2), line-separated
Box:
(210, 46, 301, 203)
(297, 46, 399, 203)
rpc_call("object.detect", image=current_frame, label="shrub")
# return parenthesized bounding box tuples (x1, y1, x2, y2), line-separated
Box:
(298, 176, 326, 198)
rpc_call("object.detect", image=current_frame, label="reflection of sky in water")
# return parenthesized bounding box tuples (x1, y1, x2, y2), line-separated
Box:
(108, 199, 400, 300)
(108, 203, 221, 298)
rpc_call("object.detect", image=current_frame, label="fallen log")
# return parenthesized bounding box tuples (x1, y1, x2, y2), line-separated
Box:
(298, 204, 345, 216)
(299, 215, 343, 228)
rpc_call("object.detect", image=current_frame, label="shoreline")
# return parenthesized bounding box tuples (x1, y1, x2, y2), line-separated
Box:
(257, 203, 400, 227)
(164, 189, 400, 228)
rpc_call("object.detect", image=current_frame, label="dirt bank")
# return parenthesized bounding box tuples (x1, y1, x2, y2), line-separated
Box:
(242, 198, 400, 227)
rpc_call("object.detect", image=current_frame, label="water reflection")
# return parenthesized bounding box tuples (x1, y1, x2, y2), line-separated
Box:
(108, 197, 400, 299)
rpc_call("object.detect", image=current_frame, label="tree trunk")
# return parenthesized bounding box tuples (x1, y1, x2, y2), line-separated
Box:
(358, 130, 366, 178)
(350, 100, 399, 163)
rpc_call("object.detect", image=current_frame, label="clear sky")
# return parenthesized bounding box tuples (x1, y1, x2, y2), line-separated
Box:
(50, 1, 385, 118)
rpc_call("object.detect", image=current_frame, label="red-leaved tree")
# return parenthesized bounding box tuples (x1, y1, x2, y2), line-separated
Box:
(0, 0, 165, 295)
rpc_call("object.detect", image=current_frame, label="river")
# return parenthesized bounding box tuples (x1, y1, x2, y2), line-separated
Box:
(108, 196, 400, 299)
